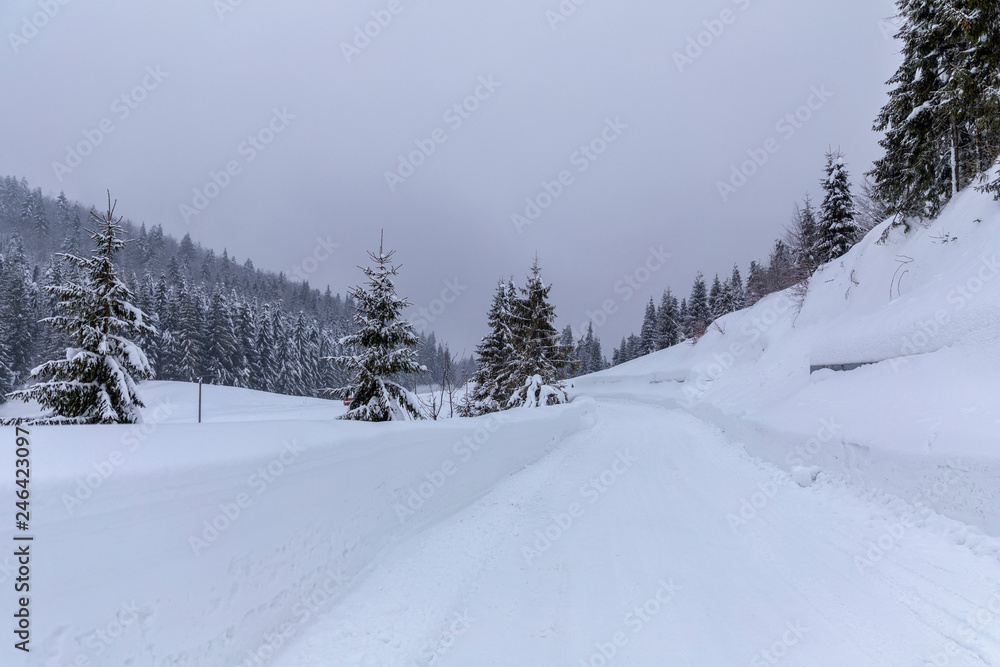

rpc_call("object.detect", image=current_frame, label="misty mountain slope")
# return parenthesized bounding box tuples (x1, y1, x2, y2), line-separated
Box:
(577, 176, 1000, 535)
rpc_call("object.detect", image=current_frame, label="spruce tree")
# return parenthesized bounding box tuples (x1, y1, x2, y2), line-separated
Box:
(870, 0, 1000, 217)
(505, 257, 570, 408)
(327, 234, 425, 421)
(688, 273, 711, 339)
(656, 289, 680, 350)
(745, 260, 768, 305)
(816, 151, 860, 265)
(464, 280, 516, 415)
(7, 194, 154, 424)
(639, 298, 658, 356)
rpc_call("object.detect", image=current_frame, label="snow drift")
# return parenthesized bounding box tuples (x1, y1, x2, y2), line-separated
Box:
(576, 178, 1000, 534)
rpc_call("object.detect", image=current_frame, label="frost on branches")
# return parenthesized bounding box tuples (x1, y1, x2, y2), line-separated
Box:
(327, 235, 425, 422)
(7, 194, 155, 424)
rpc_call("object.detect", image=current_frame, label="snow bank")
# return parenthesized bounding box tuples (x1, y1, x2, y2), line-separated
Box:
(575, 182, 1000, 535)
(1, 383, 595, 667)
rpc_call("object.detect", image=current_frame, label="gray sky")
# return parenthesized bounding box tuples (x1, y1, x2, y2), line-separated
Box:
(1, 0, 901, 354)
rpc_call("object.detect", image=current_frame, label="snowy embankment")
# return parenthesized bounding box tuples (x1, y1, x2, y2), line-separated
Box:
(576, 179, 1000, 535)
(3, 382, 595, 666)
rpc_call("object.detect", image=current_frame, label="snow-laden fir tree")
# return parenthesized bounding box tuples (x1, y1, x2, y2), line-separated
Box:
(815, 151, 859, 265)
(505, 257, 570, 408)
(559, 324, 578, 379)
(870, 0, 1000, 218)
(639, 297, 658, 355)
(687, 273, 711, 339)
(574, 322, 605, 375)
(327, 234, 425, 421)
(656, 289, 681, 350)
(462, 279, 518, 416)
(7, 194, 155, 424)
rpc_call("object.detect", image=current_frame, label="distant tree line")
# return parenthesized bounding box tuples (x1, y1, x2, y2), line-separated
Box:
(0, 177, 467, 404)
(610, 149, 865, 366)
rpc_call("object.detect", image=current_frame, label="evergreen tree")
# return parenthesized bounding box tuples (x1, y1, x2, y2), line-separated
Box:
(204, 287, 238, 386)
(559, 324, 577, 379)
(870, 0, 1000, 218)
(688, 273, 711, 339)
(328, 235, 425, 422)
(639, 298, 658, 356)
(816, 151, 859, 265)
(708, 274, 723, 320)
(656, 289, 680, 350)
(745, 260, 768, 305)
(678, 299, 690, 340)
(0, 237, 39, 388)
(7, 195, 154, 424)
(505, 257, 570, 408)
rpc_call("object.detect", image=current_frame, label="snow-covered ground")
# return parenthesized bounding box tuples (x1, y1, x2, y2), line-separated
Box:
(3, 183, 1000, 666)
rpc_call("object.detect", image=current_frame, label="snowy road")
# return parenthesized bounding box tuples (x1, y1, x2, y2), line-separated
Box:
(273, 399, 1000, 666)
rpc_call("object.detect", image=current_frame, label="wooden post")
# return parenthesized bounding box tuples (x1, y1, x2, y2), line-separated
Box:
(198, 378, 203, 424)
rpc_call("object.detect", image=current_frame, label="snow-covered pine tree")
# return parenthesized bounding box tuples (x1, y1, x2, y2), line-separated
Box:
(559, 324, 578, 379)
(204, 287, 238, 386)
(327, 234, 425, 422)
(7, 194, 155, 424)
(678, 298, 690, 340)
(870, 0, 1000, 218)
(656, 289, 680, 350)
(463, 279, 516, 416)
(766, 240, 795, 292)
(788, 196, 819, 278)
(745, 260, 768, 306)
(728, 264, 745, 311)
(688, 273, 711, 339)
(639, 298, 658, 356)
(0, 237, 39, 388)
(816, 151, 860, 265)
(708, 274, 723, 320)
(505, 257, 570, 408)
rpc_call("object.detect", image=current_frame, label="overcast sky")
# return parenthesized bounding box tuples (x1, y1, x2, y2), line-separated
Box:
(1, 0, 902, 353)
